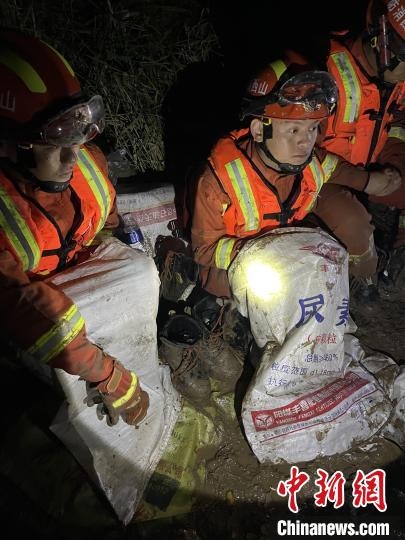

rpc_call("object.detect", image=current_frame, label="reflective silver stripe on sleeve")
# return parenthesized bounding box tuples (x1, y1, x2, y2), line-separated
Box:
(27, 304, 85, 363)
(215, 237, 236, 270)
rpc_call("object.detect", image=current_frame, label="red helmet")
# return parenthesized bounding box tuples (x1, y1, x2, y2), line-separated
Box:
(241, 52, 338, 121)
(367, 0, 405, 66)
(0, 30, 104, 144)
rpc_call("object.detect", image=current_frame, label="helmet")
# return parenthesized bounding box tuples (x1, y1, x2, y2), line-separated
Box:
(367, 0, 405, 68)
(241, 54, 338, 122)
(0, 29, 105, 145)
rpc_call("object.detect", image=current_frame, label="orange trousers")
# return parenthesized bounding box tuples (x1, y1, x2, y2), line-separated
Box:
(312, 184, 377, 278)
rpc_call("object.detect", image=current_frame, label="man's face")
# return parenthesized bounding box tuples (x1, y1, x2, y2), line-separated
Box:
(29, 143, 81, 183)
(265, 118, 320, 166)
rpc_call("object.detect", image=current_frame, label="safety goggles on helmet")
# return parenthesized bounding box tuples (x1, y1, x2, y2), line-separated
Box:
(270, 71, 338, 118)
(242, 71, 338, 121)
(39, 95, 105, 146)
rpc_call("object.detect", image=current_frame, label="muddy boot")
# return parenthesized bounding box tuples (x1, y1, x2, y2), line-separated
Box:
(222, 305, 252, 356)
(192, 295, 244, 392)
(159, 314, 211, 406)
(158, 250, 198, 302)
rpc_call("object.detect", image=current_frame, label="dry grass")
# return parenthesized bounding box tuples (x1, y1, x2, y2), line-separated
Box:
(1, 0, 219, 172)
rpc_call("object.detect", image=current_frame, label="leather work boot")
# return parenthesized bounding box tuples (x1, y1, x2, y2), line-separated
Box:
(222, 305, 252, 355)
(192, 294, 245, 392)
(159, 314, 211, 405)
(158, 250, 199, 302)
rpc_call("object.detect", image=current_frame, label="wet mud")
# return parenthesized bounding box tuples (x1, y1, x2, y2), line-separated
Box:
(140, 271, 405, 539)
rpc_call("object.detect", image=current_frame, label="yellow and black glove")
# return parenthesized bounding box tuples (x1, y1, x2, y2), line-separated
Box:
(86, 360, 149, 426)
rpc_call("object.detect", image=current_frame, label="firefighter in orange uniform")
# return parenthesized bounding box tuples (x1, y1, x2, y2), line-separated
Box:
(319, 0, 405, 290)
(189, 58, 400, 299)
(0, 30, 149, 426)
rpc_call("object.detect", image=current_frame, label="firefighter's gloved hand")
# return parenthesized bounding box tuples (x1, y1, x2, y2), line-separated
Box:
(85, 360, 149, 426)
(365, 167, 402, 196)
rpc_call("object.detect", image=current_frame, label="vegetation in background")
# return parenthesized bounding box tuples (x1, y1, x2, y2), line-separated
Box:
(1, 0, 219, 172)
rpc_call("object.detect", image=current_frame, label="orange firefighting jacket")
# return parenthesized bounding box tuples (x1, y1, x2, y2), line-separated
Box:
(208, 129, 338, 269)
(0, 145, 117, 381)
(324, 39, 405, 165)
(0, 146, 115, 275)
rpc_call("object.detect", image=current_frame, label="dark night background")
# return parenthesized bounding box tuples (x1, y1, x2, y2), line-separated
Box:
(208, 0, 368, 70)
(163, 0, 370, 188)
(163, 0, 367, 175)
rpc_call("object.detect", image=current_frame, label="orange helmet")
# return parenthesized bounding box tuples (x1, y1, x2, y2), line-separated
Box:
(241, 53, 338, 122)
(367, 0, 405, 66)
(0, 29, 105, 144)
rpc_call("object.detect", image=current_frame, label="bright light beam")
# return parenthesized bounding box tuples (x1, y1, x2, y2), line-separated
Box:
(245, 260, 282, 300)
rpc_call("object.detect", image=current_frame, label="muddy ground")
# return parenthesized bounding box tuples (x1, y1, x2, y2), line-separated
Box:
(139, 269, 405, 539)
(131, 267, 405, 540)
(1, 269, 405, 540)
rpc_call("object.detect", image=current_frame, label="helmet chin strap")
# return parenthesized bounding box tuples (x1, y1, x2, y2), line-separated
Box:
(15, 145, 72, 192)
(29, 173, 72, 192)
(16, 162, 72, 192)
(258, 139, 312, 174)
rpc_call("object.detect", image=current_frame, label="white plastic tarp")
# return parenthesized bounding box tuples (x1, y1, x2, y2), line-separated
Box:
(48, 238, 180, 523)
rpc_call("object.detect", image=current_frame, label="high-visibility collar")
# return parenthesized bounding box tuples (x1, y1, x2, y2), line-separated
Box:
(209, 130, 339, 270)
(0, 147, 113, 272)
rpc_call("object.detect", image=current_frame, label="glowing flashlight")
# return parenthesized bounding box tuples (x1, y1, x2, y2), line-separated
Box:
(245, 260, 283, 300)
